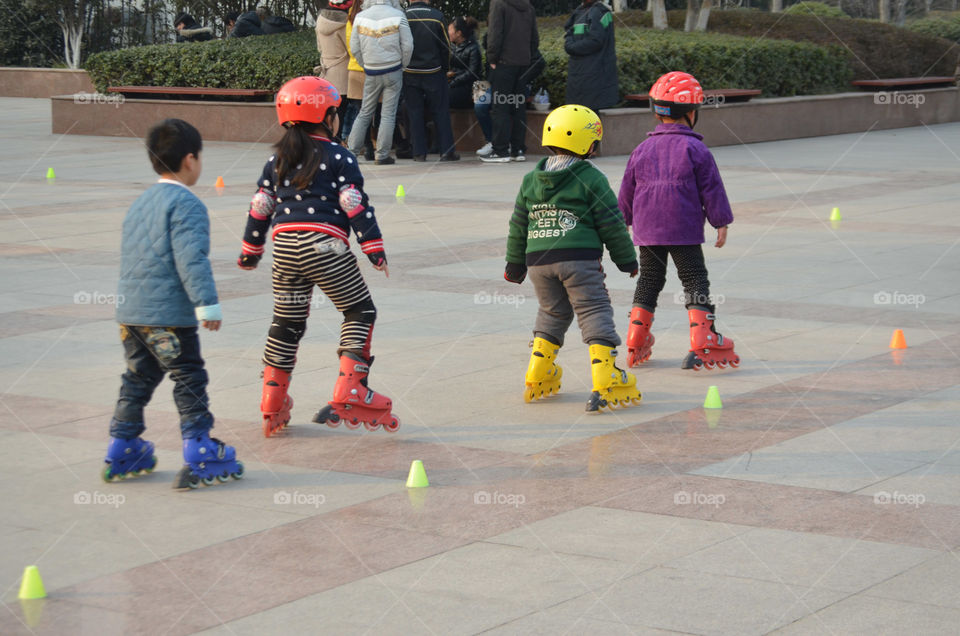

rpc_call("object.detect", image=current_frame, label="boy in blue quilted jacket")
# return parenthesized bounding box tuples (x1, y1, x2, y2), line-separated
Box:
(104, 118, 244, 490)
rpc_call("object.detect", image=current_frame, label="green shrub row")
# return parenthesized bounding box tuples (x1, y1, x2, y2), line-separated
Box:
(908, 15, 960, 42)
(782, 2, 850, 19)
(537, 27, 851, 103)
(545, 9, 958, 80)
(85, 30, 319, 93)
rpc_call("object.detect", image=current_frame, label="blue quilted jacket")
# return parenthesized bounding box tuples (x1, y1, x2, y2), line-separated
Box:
(116, 181, 221, 327)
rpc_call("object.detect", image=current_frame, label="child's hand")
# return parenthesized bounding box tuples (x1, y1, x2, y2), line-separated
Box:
(715, 226, 728, 248)
(367, 252, 389, 277)
(202, 320, 221, 331)
(237, 253, 261, 270)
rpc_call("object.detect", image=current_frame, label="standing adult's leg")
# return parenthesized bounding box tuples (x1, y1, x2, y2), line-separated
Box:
(488, 65, 512, 157)
(426, 71, 456, 157)
(507, 65, 528, 157)
(347, 73, 383, 156)
(375, 70, 403, 162)
(402, 73, 428, 158)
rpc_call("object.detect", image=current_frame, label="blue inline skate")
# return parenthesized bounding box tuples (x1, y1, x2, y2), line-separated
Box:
(173, 432, 244, 489)
(102, 436, 158, 482)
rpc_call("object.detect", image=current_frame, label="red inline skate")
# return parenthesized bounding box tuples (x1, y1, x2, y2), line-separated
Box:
(313, 352, 400, 432)
(681, 307, 740, 370)
(261, 366, 293, 437)
(626, 306, 655, 367)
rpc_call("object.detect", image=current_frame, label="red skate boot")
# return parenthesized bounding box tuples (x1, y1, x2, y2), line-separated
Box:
(313, 352, 400, 432)
(681, 307, 740, 370)
(626, 306, 655, 367)
(261, 366, 293, 437)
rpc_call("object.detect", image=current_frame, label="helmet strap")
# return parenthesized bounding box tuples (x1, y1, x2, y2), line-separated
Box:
(684, 110, 698, 129)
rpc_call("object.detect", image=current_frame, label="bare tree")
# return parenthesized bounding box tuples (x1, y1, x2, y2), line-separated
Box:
(878, 0, 889, 22)
(28, 0, 90, 68)
(613, 0, 629, 12)
(651, 0, 668, 29)
(771, 0, 783, 11)
(684, 0, 714, 31)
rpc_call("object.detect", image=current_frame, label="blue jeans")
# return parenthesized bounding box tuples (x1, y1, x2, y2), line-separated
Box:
(111, 325, 214, 439)
(474, 101, 492, 142)
(348, 69, 402, 161)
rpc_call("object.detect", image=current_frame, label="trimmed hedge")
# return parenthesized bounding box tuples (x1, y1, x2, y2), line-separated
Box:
(908, 15, 960, 42)
(85, 30, 319, 93)
(783, 2, 850, 18)
(544, 9, 958, 80)
(537, 27, 850, 103)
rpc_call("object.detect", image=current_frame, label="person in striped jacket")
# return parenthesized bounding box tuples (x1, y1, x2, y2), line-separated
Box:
(238, 76, 398, 437)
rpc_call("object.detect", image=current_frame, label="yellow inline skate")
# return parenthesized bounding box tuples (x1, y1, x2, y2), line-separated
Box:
(524, 336, 563, 402)
(586, 344, 642, 413)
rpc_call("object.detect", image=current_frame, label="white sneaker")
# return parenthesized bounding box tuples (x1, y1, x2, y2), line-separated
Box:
(512, 151, 526, 162)
(476, 142, 493, 157)
(479, 153, 511, 163)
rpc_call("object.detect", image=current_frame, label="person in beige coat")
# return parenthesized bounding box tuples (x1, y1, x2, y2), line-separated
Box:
(315, 0, 354, 95)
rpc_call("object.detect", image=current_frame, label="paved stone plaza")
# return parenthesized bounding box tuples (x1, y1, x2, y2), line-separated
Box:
(1, 96, 959, 634)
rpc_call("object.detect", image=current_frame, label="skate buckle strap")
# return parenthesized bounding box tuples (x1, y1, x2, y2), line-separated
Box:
(364, 389, 374, 405)
(353, 363, 369, 373)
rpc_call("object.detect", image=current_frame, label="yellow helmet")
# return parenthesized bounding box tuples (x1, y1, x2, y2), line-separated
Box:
(542, 104, 603, 156)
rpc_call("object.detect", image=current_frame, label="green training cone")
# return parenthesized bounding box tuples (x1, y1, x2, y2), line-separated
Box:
(829, 207, 841, 222)
(703, 385, 723, 409)
(405, 460, 428, 488)
(395, 184, 406, 198)
(18, 565, 46, 600)
(45, 168, 55, 179)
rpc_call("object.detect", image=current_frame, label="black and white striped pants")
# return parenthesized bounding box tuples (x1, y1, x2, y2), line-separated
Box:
(264, 231, 375, 371)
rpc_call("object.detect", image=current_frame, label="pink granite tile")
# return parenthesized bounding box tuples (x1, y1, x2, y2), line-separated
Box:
(55, 516, 468, 634)
(0, 394, 112, 433)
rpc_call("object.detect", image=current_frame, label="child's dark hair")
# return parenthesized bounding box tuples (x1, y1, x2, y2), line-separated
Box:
(547, 145, 590, 159)
(451, 15, 478, 40)
(273, 122, 331, 190)
(146, 118, 202, 175)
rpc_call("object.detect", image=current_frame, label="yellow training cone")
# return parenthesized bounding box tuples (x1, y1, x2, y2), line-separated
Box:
(405, 460, 428, 488)
(395, 184, 406, 198)
(703, 385, 722, 409)
(18, 565, 46, 600)
(829, 207, 841, 222)
(45, 168, 55, 180)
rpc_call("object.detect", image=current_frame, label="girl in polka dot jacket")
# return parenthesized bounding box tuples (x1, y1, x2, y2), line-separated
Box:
(238, 76, 398, 437)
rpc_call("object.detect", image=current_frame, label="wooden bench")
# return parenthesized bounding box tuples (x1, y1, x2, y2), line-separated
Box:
(624, 88, 761, 107)
(852, 76, 955, 91)
(107, 86, 274, 102)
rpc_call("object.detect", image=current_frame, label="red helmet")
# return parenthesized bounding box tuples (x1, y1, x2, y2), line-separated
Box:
(649, 71, 704, 118)
(275, 76, 342, 127)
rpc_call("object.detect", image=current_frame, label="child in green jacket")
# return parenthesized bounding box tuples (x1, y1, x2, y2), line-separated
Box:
(504, 104, 641, 413)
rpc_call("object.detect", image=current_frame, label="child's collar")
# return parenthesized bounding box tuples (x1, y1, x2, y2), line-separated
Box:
(157, 177, 192, 190)
(309, 134, 331, 142)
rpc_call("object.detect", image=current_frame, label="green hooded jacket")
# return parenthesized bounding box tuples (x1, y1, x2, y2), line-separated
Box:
(506, 158, 636, 267)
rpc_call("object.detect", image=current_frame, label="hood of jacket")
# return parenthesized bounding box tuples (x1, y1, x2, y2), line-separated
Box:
(180, 26, 213, 37)
(365, 0, 401, 8)
(528, 158, 594, 198)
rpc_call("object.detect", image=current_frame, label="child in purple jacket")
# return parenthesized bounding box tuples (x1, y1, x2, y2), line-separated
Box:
(618, 71, 739, 371)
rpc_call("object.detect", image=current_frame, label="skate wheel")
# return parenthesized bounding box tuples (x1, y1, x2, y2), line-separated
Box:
(717, 359, 728, 369)
(217, 470, 230, 483)
(231, 463, 245, 480)
(704, 360, 716, 370)
(384, 415, 400, 432)
(730, 357, 740, 368)
(146, 456, 158, 472)
(631, 396, 643, 406)
(363, 420, 380, 431)
(101, 466, 115, 483)
(524, 388, 535, 403)
(186, 475, 200, 489)
(202, 476, 216, 486)
(627, 350, 640, 367)
(345, 418, 360, 430)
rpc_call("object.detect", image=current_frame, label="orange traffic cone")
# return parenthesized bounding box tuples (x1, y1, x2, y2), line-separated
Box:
(889, 329, 907, 350)
(214, 176, 225, 188)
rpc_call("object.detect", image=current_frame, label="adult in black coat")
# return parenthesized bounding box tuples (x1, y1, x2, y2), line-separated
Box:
(257, 6, 297, 34)
(174, 13, 214, 42)
(226, 11, 264, 38)
(564, 0, 618, 111)
(447, 16, 482, 109)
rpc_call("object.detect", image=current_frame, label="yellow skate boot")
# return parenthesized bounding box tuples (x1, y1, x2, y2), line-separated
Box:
(524, 337, 563, 402)
(586, 344, 642, 413)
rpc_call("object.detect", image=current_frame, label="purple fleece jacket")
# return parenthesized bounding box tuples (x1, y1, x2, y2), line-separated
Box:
(618, 123, 733, 246)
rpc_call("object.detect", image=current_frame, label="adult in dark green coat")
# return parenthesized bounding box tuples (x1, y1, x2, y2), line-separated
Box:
(564, 0, 618, 111)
